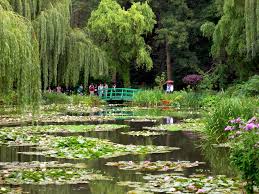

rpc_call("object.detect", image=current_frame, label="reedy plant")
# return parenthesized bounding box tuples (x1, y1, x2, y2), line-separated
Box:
(204, 97, 258, 142)
(132, 90, 163, 107)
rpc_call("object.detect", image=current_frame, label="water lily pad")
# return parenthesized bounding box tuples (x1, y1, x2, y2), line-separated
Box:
(1, 124, 128, 134)
(121, 131, 166, 136)
(144, 118, 204, 132)
(0, 186, 23, 194)
(0, 161, 87, 170)
(0, 168, 110, 185)
(106, 161, 205, 172)
(118, 174, 242, 193)
(17, 136, 179, 160)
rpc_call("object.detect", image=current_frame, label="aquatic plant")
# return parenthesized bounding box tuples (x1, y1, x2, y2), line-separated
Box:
(118, 174, 242, 193)
(121, 131, 166, 136)
(1, 168, 110, 185)
(106, 160, 204, 172)
(40, 136, 178, 159)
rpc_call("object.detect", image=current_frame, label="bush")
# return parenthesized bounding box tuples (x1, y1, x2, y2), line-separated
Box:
(182, 74, 203, 88)
(42, 93, 71, 104)
(204, 97, 258, 142)
(201, 93, 221, 107)
(226, 75, 259, 97)
(231, 132, 259, 194)
(132, 90, 164, 107)
(225, 117, 259, 193)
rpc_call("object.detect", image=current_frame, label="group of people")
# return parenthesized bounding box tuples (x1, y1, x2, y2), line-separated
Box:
(47, 83, 116, 96)
(88, 82, 112, 96)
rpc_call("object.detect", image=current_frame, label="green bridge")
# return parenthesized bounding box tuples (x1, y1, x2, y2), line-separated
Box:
(98, 88, 140, 101)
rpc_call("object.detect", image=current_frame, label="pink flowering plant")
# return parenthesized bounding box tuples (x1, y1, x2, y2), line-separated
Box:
(225, 116, 259, 193)
(182, 74, 203, 88)
(224, 117, 259, 139)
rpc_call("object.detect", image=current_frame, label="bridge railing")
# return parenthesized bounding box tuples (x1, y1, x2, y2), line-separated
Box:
(98, 88, 140, 101)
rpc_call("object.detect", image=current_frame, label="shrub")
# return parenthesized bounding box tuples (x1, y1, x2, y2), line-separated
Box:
(42, 93, 71, 104)
(201, 93, 221, 107)
(226, 75, 259, 97)
(225, 117, 259, 193)
(182, 74, 203, 87)
(204, 97, 258, 142)
(132, 90, 163, 107)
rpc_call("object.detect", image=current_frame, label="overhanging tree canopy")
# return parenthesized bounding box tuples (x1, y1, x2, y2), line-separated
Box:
(87, 0, 156, 85)
(0, 9, 41, 108)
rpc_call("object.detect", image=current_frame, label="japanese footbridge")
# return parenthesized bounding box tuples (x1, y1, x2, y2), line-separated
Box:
(98, 88, 140, 101)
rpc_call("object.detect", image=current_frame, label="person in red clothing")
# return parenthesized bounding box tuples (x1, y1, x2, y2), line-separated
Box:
(89, 83, 95, 95)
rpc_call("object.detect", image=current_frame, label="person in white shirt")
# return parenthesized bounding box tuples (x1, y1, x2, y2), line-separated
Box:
(98, 83, 104, 97)
(166, 83, 174, 93)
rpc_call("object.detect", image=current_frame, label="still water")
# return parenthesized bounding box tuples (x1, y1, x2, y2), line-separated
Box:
(0, 108, 229, 194)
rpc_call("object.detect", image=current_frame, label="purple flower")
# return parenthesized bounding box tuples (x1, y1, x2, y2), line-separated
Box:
(230, 119, 236, 124)
(224, 126, 235, 131)
(245, 123, 256, 130)
(229, 117, 243, 124)
(247, 117, 257, 124)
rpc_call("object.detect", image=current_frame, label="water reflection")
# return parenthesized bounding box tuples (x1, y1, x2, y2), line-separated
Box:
(0, 108, 236, 194)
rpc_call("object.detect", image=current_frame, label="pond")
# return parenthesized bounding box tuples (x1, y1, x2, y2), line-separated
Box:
(0, 107, 239, 194)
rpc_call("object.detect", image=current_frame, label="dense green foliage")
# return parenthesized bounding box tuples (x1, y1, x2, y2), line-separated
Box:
(0, 9, 41, 109)
(87, 0, 156, 85)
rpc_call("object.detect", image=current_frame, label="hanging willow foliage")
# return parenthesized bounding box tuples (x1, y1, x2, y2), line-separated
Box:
(61, 29, 108, 86)
(211, 0, 246, 58)
(245, 0, 259, 57)
(0, 0, 12, 10)
(0, 10, 41, 109)
(7, 0, 62, 20)
(33, 0, 71, 89)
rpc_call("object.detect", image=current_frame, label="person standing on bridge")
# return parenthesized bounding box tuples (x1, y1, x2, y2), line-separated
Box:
(98, 83, 103, 97)
(104, 82, 108, 97)
(89, 83, 95, 96)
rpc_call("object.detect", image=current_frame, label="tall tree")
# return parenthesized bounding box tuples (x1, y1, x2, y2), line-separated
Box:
(87, 0, 156, 85)
(0, 8, 41, 109)
(201, 0, 259, 81)
(153, 0, 192, 81)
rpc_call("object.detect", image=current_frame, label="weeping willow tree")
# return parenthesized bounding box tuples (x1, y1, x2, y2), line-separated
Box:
(245, 0, 259, 58)
(87, 0, 156, 86)
(200, 0, 259, 82)
(33, 0, 71, 89)
(61, 29, 108, 86)
(0, 0, 12, 10)
(0, 10, 41, 109)
(7, 0, 62, 20)
(202, 0, 259, 59)
(1, 0, 109, 106)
